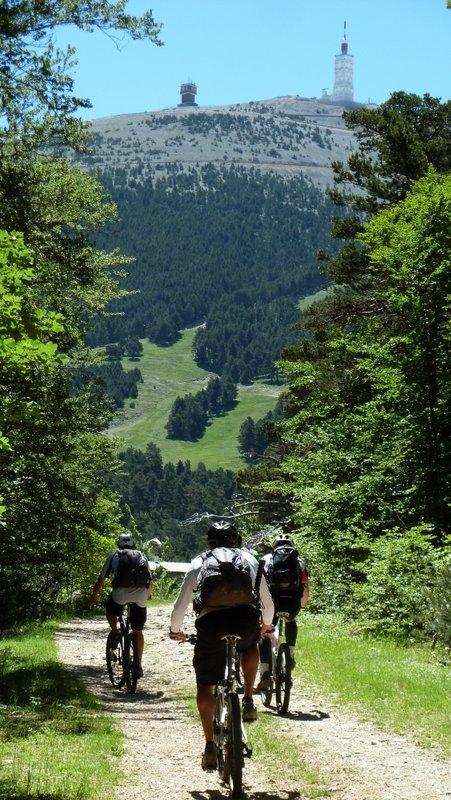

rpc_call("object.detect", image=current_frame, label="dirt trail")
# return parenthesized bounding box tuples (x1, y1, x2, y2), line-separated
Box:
(56, 606, 451, 800)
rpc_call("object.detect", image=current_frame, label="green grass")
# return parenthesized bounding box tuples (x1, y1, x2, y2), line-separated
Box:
(0, 622, 122, 800)
(107, 328, 281, 470)
(298, 286, 332, 311)
(298, 613, 451, 757)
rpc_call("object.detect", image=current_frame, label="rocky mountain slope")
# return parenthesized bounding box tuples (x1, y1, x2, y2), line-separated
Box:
(76, 96, 358, 191)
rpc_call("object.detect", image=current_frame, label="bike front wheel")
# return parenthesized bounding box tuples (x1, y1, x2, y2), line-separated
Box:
(275, 642, 292, 714)
(124, 632, 139, 693)
(224, 692, 243, 798)
(106, 631, 125, 688)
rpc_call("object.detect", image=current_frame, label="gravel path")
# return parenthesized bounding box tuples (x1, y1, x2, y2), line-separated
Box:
(56, 606, 451, 800)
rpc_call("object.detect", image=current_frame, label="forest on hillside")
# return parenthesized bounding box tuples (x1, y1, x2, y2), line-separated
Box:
(88, 165, 337, 383)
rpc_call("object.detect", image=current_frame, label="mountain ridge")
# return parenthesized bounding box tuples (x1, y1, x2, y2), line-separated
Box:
(79, 95, 359, 191)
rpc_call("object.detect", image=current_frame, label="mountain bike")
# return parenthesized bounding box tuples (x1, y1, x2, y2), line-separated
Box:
(105, 603, 140, 693)
(259, 612, 292, 714)
(188, 633, 251, 798)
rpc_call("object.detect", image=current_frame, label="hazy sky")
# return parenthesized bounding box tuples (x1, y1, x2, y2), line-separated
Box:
(57, 0, 451, 121)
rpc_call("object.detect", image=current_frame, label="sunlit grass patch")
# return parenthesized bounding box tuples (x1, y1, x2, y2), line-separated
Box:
(299, 613, 451, 757)
(0, 621, 122, 800)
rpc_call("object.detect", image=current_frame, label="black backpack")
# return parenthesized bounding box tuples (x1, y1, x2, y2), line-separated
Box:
(195, 547, 256, 611)
(269, 544, 302, 593)
(112, 549, 150, 589)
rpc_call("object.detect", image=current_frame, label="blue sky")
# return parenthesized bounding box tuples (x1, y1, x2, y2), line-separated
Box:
(57, 0, 451, 121)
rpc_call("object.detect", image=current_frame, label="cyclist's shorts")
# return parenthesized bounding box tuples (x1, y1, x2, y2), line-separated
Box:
(193, 604, 261, 686)
(105, 596, 147, 631)
(272, 592, 302, 620)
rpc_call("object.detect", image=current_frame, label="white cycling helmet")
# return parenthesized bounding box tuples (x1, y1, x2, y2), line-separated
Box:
(116, 532, 136, 549)
(206, 520, 239, 547)
(272, 533, 294, 549)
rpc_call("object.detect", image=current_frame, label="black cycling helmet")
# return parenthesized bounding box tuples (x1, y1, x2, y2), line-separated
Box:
(116, 532, 136, 549)
(206, 520, 239, 548)
(272, 533, 294, 549)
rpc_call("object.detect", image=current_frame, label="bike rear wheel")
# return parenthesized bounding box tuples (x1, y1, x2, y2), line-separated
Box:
(214, 687, 226, 775)
(106, 631, 125, 688)
(259, 677, 273, 708)
(275, 642, 292, 714)
(224, 692, 243, 798)
(234, 651, 244, 692)
(124, 632, 139, 693)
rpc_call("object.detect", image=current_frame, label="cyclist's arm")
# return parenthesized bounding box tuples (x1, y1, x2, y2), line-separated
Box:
(242, 550, 275, 626)
(90, 575, 106, 606)
(257, 567, 275, 625)
(146, 562, 153, 599)
(169, 560, 201, 636)
(90, 552, 114, 605)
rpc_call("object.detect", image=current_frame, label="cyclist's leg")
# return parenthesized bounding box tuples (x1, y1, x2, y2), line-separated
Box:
(196, 683, 216, 741)
(259, 634, 272, 672)
(194, 612, 226, 765)
(233, 605, 261, 720)
(129, 604, 146, 670)
(241, 644, 259, 698)
(105, 595, 121, 630)
(284, 595, 302, 665)
(258, 609, 276, 686)
(285, 618, 297, 645)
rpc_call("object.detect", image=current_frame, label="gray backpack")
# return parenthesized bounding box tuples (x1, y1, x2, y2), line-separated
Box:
(112, 549, 150, 588)
(195, 547, 255, 610)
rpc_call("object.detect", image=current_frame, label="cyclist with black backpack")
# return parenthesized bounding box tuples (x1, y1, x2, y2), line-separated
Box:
(168, 521, 274, 771)
(90, 532, 153, 678)
(256, 534, 309, 691)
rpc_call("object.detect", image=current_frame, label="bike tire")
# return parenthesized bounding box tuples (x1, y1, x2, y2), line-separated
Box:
(214, 687, 226, 777)
(106, 631, 126, 688)
(275, 642, 291, 714)
(225, 693, 243, 798)
(234, 652, 244, 692)
(259, 678, 273, 708)
(125, 632, 138, 693)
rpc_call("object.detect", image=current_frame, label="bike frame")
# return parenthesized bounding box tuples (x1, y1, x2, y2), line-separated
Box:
(105, 604, 139, 693)
(214, 634, 251, 798)
(259, 611, 292, 714)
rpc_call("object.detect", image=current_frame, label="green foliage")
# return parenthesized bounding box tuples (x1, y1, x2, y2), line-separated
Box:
(109, 442, 237, 559)
(88, 165, 335, 381)
(0, 3, 163, 623)
(0, 0, 162, 148)
(166, 376, 237, 441)
(429, 555, 451, 646)
(350, 527, 441, 639)
(150, 568, 183, 602)
(238, 108, 451, 643)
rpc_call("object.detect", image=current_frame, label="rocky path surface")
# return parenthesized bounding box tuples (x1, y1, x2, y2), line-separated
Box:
(56, 606, 451, 800)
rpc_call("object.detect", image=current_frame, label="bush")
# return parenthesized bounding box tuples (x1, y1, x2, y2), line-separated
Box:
(350, 527, 439, 641)
(429, 554, 451, 646)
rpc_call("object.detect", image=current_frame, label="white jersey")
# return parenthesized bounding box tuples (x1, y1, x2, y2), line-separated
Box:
(170, 548, 274, 633)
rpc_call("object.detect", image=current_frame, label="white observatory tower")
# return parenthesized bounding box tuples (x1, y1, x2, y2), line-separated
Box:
(333, 21, 354, 103)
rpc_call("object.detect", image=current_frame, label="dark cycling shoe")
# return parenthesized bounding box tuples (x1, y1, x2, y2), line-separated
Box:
(136, 666, 144, 678)
(256, 671, 272, 691)
(290, 657, 296, 669)
(201, 741, 217, 771)
(242, 696, 257, 722)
